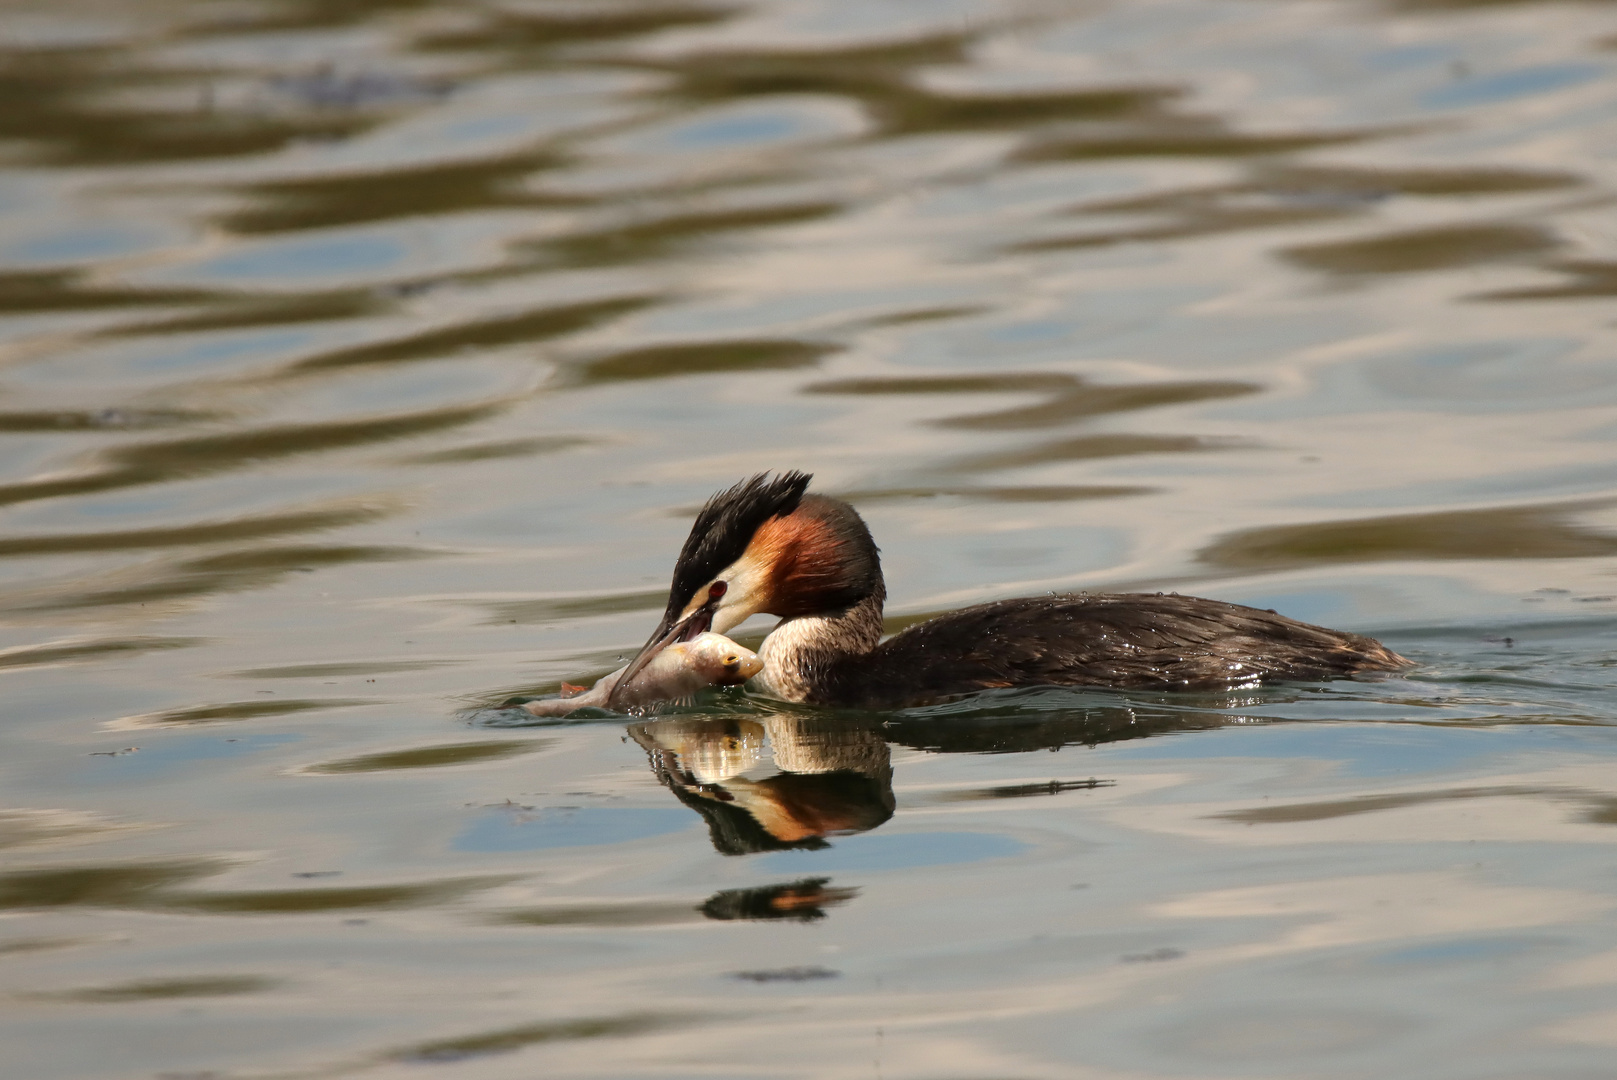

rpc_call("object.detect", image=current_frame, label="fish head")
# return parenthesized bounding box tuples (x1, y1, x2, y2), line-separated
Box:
(681, 632, 763, 686)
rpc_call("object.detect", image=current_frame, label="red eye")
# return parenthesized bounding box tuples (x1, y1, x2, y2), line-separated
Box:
(708, 581, 728, 600)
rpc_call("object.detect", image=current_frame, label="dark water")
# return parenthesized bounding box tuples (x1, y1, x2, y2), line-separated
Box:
(3, 0, 1617, 1075)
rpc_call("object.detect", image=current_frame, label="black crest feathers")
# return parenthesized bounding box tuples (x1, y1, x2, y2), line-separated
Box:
(662, 471, 811, 624)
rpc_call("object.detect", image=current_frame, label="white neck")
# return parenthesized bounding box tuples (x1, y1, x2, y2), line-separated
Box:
(750, 589, 885, 703)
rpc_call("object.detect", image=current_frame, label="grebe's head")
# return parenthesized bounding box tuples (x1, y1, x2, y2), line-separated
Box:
(670, 478, 880, 635)
(663, 471, 811, 633)
(608, 473, 879, 705)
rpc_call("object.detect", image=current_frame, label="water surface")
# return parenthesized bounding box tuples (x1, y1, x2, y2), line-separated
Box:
(2, 0, 1617, 1076)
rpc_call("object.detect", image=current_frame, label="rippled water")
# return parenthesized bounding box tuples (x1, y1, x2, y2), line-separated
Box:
(3, 0, 1617, 1076)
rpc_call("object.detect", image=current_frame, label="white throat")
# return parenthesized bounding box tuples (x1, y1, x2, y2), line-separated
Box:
(751, 616, 838, 702)
(747, 590, 886, 703)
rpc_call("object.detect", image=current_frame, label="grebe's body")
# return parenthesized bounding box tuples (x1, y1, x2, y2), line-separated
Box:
(616, 473, 1408, 710)
(748, 587, 1405, 708)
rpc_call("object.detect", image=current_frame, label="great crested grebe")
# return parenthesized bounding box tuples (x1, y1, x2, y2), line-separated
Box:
(609, 472, 1409, 710)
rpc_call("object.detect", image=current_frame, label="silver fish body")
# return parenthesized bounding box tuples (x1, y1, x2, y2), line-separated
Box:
(521, 632, 762, 717)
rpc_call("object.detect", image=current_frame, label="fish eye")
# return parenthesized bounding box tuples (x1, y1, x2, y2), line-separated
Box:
(724, 654, 739, 665)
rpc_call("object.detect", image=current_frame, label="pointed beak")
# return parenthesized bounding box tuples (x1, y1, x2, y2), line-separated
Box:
(606, 582, 728, 709)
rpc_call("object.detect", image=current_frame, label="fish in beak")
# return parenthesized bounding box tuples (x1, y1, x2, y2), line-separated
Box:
(606, 581, 730, 709)
(607, 473, 812, 709)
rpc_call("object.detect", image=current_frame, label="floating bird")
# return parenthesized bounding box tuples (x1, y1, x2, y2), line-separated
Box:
(612, 472, 1408, 710)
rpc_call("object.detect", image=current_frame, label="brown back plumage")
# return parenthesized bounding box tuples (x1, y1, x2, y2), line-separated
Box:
(832, 592, 1408, 708)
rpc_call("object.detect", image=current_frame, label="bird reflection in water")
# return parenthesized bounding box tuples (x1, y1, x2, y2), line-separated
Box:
(631, 692, 1277, 854)
(629, 713, 895, 855)
(702, 877, 857, 922)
